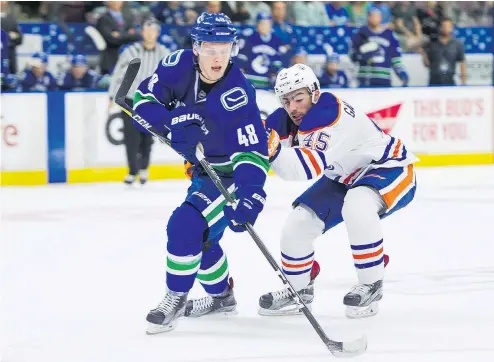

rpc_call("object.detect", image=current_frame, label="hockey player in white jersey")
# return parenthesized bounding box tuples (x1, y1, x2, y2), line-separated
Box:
(259, 64, 418, 318)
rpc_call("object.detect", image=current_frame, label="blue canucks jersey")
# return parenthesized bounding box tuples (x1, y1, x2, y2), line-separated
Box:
(350, 26, 406, 87)
(133, 49, 269, 188)
(58, 69, 101, 90)
(237, 32, 288, 89)
(17, 69, 58, 91)
(319, 70, 348, 88)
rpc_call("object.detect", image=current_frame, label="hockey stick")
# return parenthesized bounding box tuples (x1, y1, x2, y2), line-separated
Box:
(115, 58, 367, 358)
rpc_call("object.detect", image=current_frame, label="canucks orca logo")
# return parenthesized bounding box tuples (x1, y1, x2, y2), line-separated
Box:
(220, 87, 248, 111)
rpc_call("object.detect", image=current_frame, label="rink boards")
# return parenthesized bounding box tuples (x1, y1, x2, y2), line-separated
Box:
(1, 86, 493, 185)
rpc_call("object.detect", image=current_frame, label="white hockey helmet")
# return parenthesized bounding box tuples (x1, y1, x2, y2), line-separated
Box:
(274, 63, 320, 105)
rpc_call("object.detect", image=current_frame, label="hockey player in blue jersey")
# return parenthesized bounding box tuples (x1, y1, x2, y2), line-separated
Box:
(319, 52, 349, 88)
(131, 13, 269, 334)
(17, 52, 57, 91)
(350, 7, 408, 88)
(58, 54, 101, 90)
(258, 64, 416, 318)
(237, 12, 289, 89)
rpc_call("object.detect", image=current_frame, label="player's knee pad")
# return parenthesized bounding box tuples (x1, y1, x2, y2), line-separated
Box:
(342, 186, 384, 223)
(281, 204, 324, 251)
(167, 202, 208, 250)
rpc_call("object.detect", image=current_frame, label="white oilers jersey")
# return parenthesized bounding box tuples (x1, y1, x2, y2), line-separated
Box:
(268, 92, 418, 183)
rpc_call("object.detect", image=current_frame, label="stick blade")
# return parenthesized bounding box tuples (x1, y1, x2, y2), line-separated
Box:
(116, 58, 141, 101)
(328, 334, 367, 358)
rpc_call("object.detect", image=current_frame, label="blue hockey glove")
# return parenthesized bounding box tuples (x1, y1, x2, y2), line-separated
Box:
(224, 186, 266, 233)
(169, 107, 209, 164)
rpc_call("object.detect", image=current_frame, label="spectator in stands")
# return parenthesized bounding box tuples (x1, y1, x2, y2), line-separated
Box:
(289, 1, 330, 26)
(206, 1, 250, 24)
(96, 1, 140, 75)
(237, 12, 288, 89)
(350, 7, 408, 88)
(420, 17, 467, 86)
(319, 52, 348, 88)
(0, 1, 23, 74)
(325, 1, 350, 26)
(391, 2, 423, 51)
(291, 47, 308, 65)
(151, 1, 186, 25)
(243, 1, 272, 25)
(206, 1, 222, 14)
(108, 17, 170, 186)
(345, 1, 372, 27)
(416, 1, 445, 43)
(372, 1, 391, 27)
(17, 52, 58, 91)
(271, 2, 297, 53)
(57, 54, 102, 90)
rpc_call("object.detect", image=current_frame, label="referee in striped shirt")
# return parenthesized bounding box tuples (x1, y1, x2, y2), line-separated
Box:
(109, 17, 170, 186)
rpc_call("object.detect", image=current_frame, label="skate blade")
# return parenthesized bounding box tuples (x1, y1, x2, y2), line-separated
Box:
(345, 302, 379, 319)
(186, 308, 239, 318)
(258, 303, 312, 317)
(146, 321, 177, 335)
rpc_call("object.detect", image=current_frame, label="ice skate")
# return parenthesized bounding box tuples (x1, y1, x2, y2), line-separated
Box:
(184, 278, 237, 317)
(139, 169, 149, 185)
(258, 261, 320, 316)
(146, 291, 187, 334)
(123, 174, 135, 186)
(344, 279, 383, 319)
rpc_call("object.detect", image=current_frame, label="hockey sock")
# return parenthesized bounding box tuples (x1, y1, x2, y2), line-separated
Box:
(166, 203, 207, 293)
(198, 241, 230, 296)
(342, 186, 386, 284)
(281, 205, 324, 290)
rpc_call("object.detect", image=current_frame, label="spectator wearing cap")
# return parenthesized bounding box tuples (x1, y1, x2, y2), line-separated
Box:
(420, 17, 466, 86)
(96, 1, 140, 75)
(17, 52, 57, 91)
(350, 6, 408, 87)
(237, 12, 288, 89)
(58, 54, 102, 90)
(243, 1, 271, 25)
(108, 17, 170, 186)
(291, 47, 308, 65)
(319, 52, 348, 88)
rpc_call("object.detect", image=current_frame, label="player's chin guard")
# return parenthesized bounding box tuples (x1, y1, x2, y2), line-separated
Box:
(274, 63, 321, 105)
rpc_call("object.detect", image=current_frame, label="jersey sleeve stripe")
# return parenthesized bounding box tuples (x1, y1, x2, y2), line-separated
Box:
(300, 148, 322, 175)
(392, 139, 402, 158)
(295, 148, 312, 179)
(298, 97, 342, 135)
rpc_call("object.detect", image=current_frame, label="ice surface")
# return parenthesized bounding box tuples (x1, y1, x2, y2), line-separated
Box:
(1, 166, 494, 362)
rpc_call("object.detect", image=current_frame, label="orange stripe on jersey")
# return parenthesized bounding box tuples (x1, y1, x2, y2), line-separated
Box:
(383, 164, 414, 208)
(353, 247, 383, 260)
(300, 148, 322, 175)
(392, 139, 402, 158)
(282, 260, 313, 269)
(298, 98, 342, 135)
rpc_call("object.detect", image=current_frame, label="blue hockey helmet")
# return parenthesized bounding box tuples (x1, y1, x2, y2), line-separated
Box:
(190, 12, 237, 45)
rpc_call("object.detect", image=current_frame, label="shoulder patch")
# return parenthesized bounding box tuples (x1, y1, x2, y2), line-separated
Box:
(220, 87, 248, 111)
(161, 49, 184, 67)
